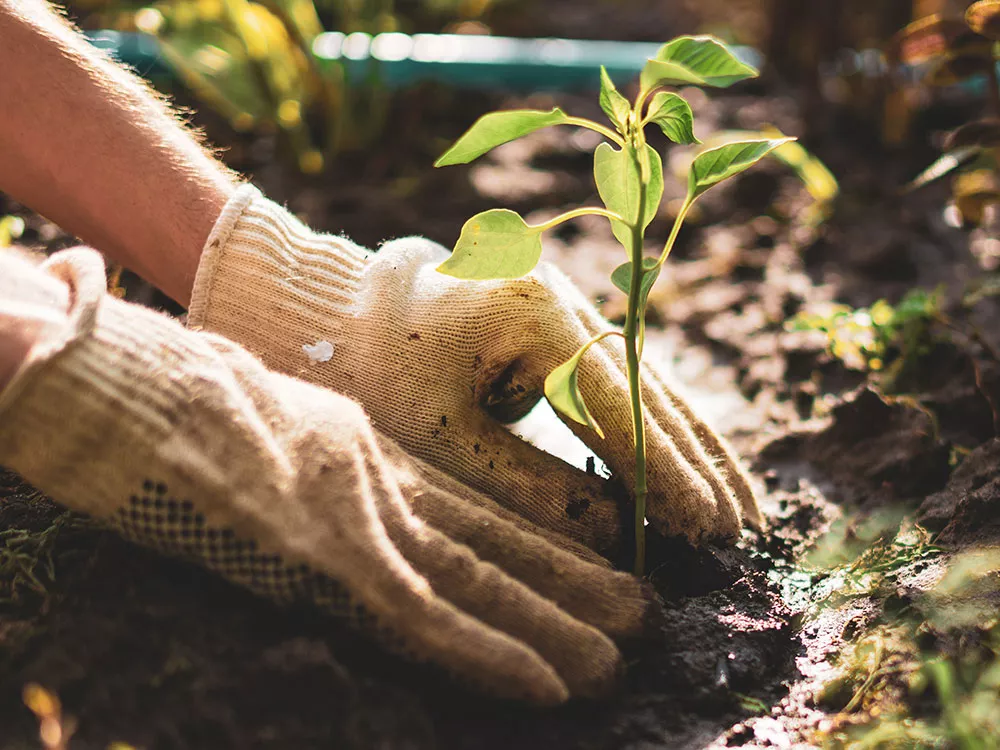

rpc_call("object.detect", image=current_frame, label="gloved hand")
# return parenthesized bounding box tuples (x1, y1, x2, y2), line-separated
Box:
(188, 186, 762, 553)
(0, 247, 657, 704)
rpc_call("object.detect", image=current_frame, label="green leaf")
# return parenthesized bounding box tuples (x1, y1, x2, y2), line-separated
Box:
(611, 257, 661, 300)
(646, 92, 699, 145)
(435, 108, 570, 166)
(436, 209, 543, 279)
(639, 59, 705, 91)
(594, 142, 664, 248)
(640, 35, 758, 91)
(768, 139, 838, 204)
(544, 347, 604, 438)
(612, 258, 662, 353)
(688, 137, 795, 200)
(599, 66, 631, 135)
(639, 60, 707, 91)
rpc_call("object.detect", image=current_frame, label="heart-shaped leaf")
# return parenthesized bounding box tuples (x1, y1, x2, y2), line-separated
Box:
(435, 108, 570, 166)
(611, 257, 661, 298)
(688, 137, 794, 200)
(437, 209, 543, 279)
(645, 92, 699, 144)
(545, 347, 604, 438)
(594, 142, 664, 248)
(967, 0, 1000, 40)
(640, 35, 758, 91)
(599, 66, 631, 135)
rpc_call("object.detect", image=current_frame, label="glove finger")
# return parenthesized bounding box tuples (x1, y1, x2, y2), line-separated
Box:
(446, 412, 627, 554)
(272, 403, 576, 706)
(387, 440, 613, 569)
(373, 476, 624, 699)
(404, 476, 659, 639)
(642, 358, 763, 530)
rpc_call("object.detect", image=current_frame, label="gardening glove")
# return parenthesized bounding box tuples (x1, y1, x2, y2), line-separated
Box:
(0, 247, 658, 704)
(188, 186, 763, 553)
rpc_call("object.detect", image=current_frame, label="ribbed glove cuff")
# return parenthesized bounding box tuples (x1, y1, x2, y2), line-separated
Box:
(0, 249, 230, 522)
(187, 185, 368, 345)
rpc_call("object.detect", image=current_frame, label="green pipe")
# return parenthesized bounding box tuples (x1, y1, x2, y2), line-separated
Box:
(85, 29, 761, 91)
(87, 28, 1000, 98)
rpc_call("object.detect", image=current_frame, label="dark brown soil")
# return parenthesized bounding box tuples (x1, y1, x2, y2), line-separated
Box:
(4, 2, 1000, 748)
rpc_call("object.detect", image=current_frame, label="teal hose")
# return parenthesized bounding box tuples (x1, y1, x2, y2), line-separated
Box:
(85, 29, 762, 91)
(86, 28, 1000, 99)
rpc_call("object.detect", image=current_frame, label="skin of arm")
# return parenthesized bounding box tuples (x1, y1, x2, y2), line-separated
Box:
(0, 0, 237, 306)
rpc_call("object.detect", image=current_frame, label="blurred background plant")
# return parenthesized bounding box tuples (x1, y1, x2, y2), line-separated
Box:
(816, 547, 1000, 749)
(897, 0, 1000, 228)
(760, 0, 1000, 229)
(0, 215, 25, 248)
(787, 287, 944, 389)
(68, 0, 509, 173)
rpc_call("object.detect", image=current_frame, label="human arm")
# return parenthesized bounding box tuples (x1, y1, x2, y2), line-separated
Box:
(0, 0, 236, 305)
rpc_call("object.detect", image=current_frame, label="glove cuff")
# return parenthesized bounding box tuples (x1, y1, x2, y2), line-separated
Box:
(0, 248, 238, 522)
(187, 185, 369, 344)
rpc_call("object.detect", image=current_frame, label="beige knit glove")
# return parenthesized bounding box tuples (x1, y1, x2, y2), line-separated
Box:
(189, 186, 762, 553)
(0, 247, 657, 704)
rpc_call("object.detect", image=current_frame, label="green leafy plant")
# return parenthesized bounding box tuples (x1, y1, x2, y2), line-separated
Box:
(819, 548, 1000, 749)
(788, 287, 943, 386)
(434, 35, 792, 574)
(93, 0, 415, 172)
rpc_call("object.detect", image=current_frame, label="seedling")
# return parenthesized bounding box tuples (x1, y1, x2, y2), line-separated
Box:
(434, 35, 792, 575)
(788, 287, 942, 386)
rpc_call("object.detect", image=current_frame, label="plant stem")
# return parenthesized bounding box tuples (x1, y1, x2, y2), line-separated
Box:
(624, 142, 649, 577)
(564, 116, 625, 147)
(656, 197, 692, 266)
(624, 277, 648, 577)
(532, 206, 623, 233)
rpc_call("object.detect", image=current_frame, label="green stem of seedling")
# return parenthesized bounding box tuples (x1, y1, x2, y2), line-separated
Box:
(624, 141, 649, 577)
(625, 275, 648, 577)
(564, 116, 626, 147)
(531, 207, 624, 232)
(635, 86, 659, 122)
(656, 197, 693, 266)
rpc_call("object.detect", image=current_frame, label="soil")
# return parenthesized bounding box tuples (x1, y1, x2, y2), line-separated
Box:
(3, 2, 1000, 748)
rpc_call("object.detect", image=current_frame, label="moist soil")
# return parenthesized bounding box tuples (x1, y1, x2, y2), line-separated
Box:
(3, 3, 1000, 748)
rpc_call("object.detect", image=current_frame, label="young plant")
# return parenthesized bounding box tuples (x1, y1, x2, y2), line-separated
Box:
(434, 35, 793, 575)
(788, 287, 943, 386)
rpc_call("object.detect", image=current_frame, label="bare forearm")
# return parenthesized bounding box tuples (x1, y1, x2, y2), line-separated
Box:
(0, 0, 237, 305)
